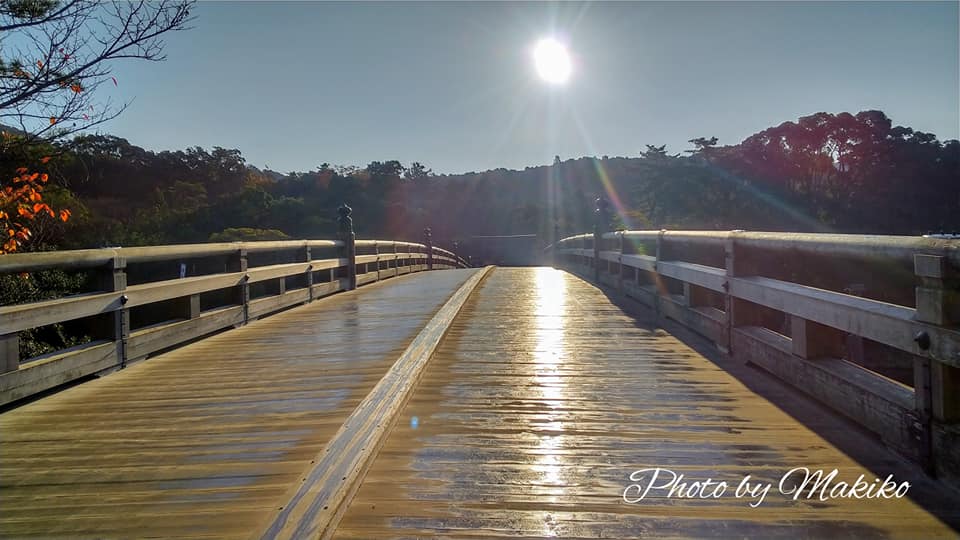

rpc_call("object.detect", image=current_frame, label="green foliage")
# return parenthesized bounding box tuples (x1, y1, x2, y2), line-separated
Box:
(0, 0, 57, 20)
(0, 269, 91, 358)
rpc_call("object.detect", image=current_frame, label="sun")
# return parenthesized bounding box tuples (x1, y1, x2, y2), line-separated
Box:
(532, 38, 572, 85)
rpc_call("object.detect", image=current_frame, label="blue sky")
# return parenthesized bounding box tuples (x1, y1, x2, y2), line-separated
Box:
(100, 1, 959, 174)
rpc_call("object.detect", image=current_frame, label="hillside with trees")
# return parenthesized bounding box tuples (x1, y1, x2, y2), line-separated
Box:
(2, 109, 957, 254)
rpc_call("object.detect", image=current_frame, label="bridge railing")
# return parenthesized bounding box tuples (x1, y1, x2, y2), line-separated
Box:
(552, 229, 960, 483)
(0, 237, 468, 406)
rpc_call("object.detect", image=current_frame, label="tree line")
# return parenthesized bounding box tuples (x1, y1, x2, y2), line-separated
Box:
(2, 109, 957, 255)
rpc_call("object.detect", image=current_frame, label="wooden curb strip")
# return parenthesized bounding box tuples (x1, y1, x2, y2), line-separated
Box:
(256, 265, 495, 540)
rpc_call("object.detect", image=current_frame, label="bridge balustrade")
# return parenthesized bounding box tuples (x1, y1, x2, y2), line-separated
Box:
(552, 230, 960, 486)
(0, 235, 468, 407)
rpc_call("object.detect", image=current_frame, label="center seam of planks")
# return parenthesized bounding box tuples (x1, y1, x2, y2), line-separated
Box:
(255, 266, 495, 540)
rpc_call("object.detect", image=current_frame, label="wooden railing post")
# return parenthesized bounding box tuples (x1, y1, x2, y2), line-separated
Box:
(617, 232, 625, 291)
(914, 254, 960, 423)
(593, 196, 610, 283)
(100, 255, 129, 368)
(175, 294, 201, 320)
(791, 316, 845, 359)
(1, 332, 18, 374)
(424, 228, 434, 271)
(722, 231, 739, 354)
(305, 244, 314, 302)
(230, 247, 249, 324)
(654, 230, 665, 316)
(338, 204, 357, 290)
(592, 232, 599, 282)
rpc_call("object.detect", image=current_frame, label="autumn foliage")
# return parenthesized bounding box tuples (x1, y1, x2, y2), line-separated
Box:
(1, 163, 71, 254)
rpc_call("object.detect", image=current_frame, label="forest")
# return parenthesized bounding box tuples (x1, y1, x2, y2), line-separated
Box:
(1, 109, 958, 256)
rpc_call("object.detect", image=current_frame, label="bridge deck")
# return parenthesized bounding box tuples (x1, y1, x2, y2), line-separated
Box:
(335, 267, 958, 539)
(2, 267, 958, 538)
(0, 269, 478, 539)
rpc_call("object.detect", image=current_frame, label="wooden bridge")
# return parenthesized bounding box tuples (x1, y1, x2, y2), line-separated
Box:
(1, 220, 959, 538)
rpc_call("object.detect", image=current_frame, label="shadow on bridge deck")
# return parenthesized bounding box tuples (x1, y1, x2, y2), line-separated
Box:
(0, 269, 479, 538)
(335, 267, 960, 539)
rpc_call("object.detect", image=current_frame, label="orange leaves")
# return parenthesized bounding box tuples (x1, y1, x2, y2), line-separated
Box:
(32, 203, 54, 217)
(40, 156, 51, 164)
(58, 80, 84, 93)
(0, 166, 71, 255)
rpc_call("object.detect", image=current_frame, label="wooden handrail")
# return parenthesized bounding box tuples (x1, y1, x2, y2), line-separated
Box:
(0, 235, 469, 406)
(580, 230, 960, 264)
(552, 228, 960, 479)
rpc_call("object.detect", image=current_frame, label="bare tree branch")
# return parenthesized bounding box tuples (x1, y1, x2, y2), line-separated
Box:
(1, 0, 194, 141)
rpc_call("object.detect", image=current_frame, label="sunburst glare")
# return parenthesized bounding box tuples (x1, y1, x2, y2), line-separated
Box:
(532, 38, 572, 84)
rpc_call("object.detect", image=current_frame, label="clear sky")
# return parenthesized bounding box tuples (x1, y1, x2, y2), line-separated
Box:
(100, 1, 959, 174)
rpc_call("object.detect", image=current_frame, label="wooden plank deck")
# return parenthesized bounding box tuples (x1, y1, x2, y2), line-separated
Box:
(335, 267, 960, 539)
(0, 269, 479, 539)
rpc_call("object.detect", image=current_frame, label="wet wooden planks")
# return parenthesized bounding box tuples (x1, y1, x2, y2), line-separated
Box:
(335, 267, 959, 539)
(0, 269, 479, 539)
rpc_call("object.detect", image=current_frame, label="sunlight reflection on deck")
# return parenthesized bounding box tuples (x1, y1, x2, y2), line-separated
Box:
(532, 268, 568, 535)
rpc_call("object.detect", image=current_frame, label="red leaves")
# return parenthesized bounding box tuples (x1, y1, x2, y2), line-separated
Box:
(1, 166, 70, 254)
